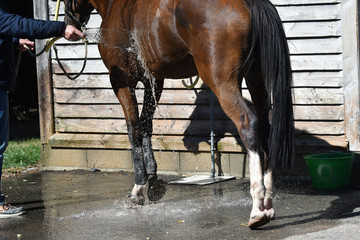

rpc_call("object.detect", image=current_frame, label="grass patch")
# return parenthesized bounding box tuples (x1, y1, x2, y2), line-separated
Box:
(3, 138, 41, 170)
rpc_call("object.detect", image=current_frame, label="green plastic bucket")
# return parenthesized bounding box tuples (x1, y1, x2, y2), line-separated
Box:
(304, 153, 354, 189)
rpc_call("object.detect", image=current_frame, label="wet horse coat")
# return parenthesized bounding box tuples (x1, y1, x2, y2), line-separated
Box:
(64, 0, 294, 229)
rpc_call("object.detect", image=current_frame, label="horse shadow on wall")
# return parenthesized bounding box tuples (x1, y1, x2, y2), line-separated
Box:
(181, 83, 348, 176)
(182, 83, 253, 177)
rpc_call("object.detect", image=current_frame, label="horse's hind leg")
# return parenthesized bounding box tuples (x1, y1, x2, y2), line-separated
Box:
(192, 36, 269, 228)
(198, 67, 269, 229)
(246, 63, 276, 220)
(140, 78, 166, 201)
(216, 80, 269, 229)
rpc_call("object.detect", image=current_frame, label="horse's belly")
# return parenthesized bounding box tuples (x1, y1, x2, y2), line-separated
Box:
(149, 55, 198, 79)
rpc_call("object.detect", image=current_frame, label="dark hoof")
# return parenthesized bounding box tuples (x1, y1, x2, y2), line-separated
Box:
(126, 193, 145, 206)
(147, 179, 166, 202)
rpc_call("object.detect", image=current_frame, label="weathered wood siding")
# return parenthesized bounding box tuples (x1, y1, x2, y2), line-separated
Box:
(42, 0, 349, 156)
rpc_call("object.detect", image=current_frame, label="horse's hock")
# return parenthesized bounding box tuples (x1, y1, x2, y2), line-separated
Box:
(36, 0, 357, 178)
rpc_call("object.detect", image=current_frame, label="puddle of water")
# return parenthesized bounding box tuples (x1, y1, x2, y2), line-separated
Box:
(1, 171, 359, 240)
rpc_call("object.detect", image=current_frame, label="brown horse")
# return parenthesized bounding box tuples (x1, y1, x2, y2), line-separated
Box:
(63, 0, 294, 229)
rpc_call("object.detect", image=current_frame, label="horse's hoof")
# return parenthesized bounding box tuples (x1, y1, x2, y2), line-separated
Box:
(248, 214, 271, 230)
(126, 193, 145, 206)
(147, 179, 166, 202)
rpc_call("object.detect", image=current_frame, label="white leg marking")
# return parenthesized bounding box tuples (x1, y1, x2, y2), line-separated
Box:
(126, 184, 147, 206)
(248, 150, 265, 214)
(247, 150, 271, 228)
(264, 170, 276, 219)
(131, 184, 146, 196)
(264, 170, 275, 204)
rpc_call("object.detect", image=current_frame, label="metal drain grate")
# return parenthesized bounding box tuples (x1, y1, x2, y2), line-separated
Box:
(169, 175, 236, 186)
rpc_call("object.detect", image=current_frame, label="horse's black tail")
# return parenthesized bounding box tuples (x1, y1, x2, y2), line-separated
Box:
(247, 0, 294, 169)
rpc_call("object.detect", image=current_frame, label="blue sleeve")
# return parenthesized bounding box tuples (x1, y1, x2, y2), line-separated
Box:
(0, 8, 65, 39)
(12, 37, 19, 46)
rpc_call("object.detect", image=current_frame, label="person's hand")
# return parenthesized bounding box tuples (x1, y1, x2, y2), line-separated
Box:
(63, 25, 85, 41)
(18, 39, 35, 52)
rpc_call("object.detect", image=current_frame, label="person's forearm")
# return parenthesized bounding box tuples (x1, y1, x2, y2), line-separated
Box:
(0, 9, 65, 39)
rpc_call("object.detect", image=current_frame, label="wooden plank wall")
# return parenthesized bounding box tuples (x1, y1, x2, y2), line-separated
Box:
(47, 0, 347, 153)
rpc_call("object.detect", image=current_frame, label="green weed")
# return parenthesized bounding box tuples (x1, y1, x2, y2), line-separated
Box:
(3, 138, 41, 170)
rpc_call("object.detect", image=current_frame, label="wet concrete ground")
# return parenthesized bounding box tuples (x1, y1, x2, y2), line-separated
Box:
(0, 170, 359, 240)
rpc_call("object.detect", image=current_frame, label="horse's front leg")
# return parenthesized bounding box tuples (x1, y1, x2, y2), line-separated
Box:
(140, 78, 166, 201)
(122, 92, 147, 205)
(110, 68, 146, 205)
